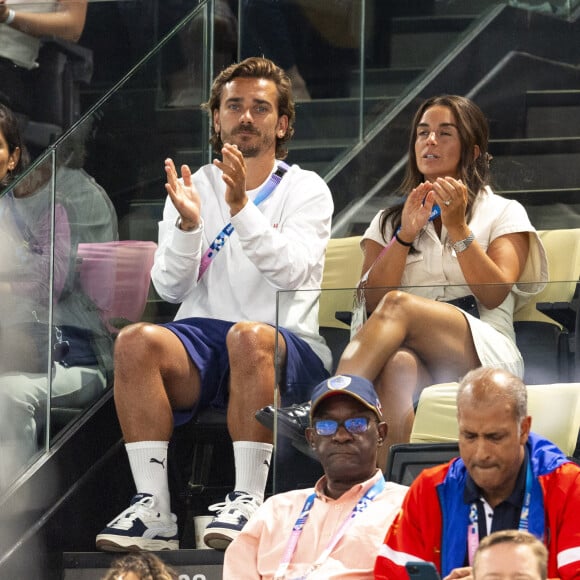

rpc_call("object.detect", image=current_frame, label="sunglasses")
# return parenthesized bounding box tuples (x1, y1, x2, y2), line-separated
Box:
(313, 417, 375, 436)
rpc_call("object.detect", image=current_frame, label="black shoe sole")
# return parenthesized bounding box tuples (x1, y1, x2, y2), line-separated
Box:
(255, 408, 308, 443)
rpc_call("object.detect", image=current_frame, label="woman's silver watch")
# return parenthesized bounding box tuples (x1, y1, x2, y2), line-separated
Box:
(451, 231, 475, 253)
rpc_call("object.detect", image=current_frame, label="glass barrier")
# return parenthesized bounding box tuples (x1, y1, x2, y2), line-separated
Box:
(272, 280, 579, 493)
(0, 0, 219, 490)
(0, 149, 56, 492)
(7, 0, 579, 172)
(508, 0, 580, 16)
(3, 0, 223, 161)
(6, 1, 580, 237)
(1, 0, 578, 498)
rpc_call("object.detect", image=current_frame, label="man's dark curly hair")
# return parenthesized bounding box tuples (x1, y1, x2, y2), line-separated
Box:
(202, 56, 295, 160)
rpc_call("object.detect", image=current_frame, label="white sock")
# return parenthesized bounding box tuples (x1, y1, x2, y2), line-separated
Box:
(126, 441, 172, 514)
(233, 441, 273, 502)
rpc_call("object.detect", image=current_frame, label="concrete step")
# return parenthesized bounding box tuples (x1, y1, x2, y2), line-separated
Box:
(348, 67, 425, 98)
(433, 0, 500, 16)
(390, 14, 474, 68)
(526, 89, 580, 138)
(491, 136, 580, 190)
(503, 188, 580, 230)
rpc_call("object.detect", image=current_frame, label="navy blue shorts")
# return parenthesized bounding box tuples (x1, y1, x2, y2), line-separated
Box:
(161, 317, 329, 426)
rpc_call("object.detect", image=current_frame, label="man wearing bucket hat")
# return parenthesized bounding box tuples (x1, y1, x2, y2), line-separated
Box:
(223, 374, 408, 579)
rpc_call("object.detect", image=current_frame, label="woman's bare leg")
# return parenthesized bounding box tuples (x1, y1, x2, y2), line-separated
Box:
(336, 291, 481, 469)
(337, 291, 480, 382)
(372, 348, 433, 470)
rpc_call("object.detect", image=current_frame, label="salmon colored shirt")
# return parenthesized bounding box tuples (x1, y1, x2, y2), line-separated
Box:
(223, 469, 407, 579)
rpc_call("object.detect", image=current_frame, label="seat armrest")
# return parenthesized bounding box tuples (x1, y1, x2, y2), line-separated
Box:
(536, 301, 578, 331)
(334, 311, 352, 325)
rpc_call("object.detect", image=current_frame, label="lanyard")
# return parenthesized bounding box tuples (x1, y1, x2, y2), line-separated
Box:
(273, 475, 386, 580)
(197, 161, 289, 280)
(393, 202, 441, 244)
(392, 202, 440, 242)
(467, 459, 533, 565)
(429, 203, 442, 221)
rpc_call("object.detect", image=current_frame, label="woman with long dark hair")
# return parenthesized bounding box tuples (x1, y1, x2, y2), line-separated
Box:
(335, 95, 547, 454)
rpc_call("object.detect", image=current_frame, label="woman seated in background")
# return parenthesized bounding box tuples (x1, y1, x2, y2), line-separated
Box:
(0, 102, 71, 376)
(0, 103, 112, 489)
(264, 95, 548, 465)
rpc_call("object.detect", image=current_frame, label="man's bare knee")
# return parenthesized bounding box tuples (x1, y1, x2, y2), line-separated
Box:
(115, 322, 160, 359)
(114, 323, 187, 378)
(226, 322, 275, 359)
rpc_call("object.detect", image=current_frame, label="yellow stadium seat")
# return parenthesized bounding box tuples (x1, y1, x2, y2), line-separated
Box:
(318, 235, 364, 329)
(514, 229, 580, 383)
(410, 381, 580, 457)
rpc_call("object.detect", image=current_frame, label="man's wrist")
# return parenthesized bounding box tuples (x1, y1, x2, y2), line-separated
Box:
(175, 216, 198, 232)
(1, 9, 16, 25)
(228, 198, 248, 217)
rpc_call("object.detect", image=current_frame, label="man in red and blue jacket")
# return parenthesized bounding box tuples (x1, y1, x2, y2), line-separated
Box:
(375, 367, 580, 580)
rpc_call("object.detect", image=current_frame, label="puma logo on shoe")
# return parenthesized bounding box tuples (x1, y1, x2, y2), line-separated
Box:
(149, 457, 166, 469)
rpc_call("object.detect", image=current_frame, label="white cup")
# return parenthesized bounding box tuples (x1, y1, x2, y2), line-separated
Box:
(194, 515, 214, 549)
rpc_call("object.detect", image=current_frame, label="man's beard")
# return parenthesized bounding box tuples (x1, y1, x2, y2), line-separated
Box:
(222, 126, 275, 158)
